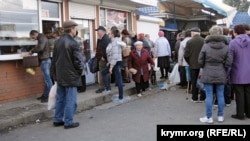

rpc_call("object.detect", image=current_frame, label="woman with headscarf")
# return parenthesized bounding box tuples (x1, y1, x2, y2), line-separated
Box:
(154, 31, 171, 79)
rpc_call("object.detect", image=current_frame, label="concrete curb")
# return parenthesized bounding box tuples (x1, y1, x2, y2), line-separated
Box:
(0, 85, 139, 132)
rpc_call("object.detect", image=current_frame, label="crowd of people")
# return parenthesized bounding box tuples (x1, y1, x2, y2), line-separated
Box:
(174, 24, 250, 124)
(28, 20, 250, 129)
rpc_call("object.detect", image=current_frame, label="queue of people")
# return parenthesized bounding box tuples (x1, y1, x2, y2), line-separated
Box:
(28, 20, 250, 129)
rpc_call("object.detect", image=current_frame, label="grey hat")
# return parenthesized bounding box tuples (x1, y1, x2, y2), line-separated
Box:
(190, 27, 201, 32)
(63, 20, 78, 28)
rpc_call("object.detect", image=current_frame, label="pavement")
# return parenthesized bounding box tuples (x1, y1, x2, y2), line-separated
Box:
(0, 79, 166, 132)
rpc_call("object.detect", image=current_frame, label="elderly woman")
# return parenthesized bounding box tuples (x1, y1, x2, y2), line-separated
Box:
(198, 25, 232, 123)
(128, 41, 154, 97)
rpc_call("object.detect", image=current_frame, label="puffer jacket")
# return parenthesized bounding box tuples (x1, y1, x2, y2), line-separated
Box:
(106, 37, 126, 69)
(198, 35, 232, 84)
(52, 34, 85, 87)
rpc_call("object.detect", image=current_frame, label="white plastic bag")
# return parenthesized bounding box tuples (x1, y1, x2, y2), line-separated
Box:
(169, 63, 180, 83)
(153, 58, 160, 71)
(48, 82, 57, 110)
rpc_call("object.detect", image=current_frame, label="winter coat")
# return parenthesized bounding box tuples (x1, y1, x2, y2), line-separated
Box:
(52, 34, 85, 87)
(106, 37, 126, 68)
(198, 35, 231, 84)
(128, 48, 154, 83)
(229, 34, 250, 84)
(178, 37, 191, 66)
(184, 34, 204, 69)
(154, 37, 171, 57)
(95, 34, 110, 61)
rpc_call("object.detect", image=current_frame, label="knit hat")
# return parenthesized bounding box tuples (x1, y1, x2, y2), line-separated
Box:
(134, 41, 143, 46)
(158, 31, 164, 37)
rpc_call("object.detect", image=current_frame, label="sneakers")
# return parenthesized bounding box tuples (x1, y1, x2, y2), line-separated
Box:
(225, 104, 231, 107)
(112, 97, 124, 103)
(199, 116, 213, 123)
(199, 100, 205, 103)
(217, 116, 224, 122)
(137, 93, 142, 97)
(102, 90, 111, 95)
(191, 99, 199, 103)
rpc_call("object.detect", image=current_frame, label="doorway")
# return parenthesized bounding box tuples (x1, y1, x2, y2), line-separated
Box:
(73, 19, 95, 85)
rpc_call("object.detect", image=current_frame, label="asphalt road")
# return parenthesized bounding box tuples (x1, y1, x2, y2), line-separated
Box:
(1, 88, 249, 141)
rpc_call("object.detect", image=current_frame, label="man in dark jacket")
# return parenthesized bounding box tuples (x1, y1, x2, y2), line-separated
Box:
(52, 20, 85, 129)
(29, 30, 53, 103)
(95, 26, 110, 93)
(184, 27, 205, 103)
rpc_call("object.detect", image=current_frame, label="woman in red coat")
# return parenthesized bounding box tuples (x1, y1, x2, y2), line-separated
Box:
(128, 41, 154, 97)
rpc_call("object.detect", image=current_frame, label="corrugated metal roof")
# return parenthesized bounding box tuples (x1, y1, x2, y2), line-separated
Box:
(137, 6, 159, 14)
(231, 12, 250, 28)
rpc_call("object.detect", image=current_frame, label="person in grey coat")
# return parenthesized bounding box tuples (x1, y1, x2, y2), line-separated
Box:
(198, 26, 232, 123)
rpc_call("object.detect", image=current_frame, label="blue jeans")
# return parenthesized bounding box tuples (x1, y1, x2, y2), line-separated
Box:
(101, 65, 111, 91)
(114, 61, 123, 99)
(204, 84, 225, 118)
(54, 84, 78, 126)
(40, 59, 53, 98)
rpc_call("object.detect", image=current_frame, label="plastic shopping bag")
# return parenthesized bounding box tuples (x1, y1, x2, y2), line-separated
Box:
(153, 58, 160, 71)
(169, 63, 180, 83)
(48, 82, 57, 110)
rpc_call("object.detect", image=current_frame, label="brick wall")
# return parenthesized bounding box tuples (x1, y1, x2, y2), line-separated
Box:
(0, 60, 44, 103)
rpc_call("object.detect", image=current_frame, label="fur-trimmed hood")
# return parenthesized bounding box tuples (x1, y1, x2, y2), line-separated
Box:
(205, 35, 229, 45)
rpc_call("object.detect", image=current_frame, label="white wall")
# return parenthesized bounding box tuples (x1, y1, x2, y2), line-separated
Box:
(137, 21, 160, 42)
(136, 15, 162, 42)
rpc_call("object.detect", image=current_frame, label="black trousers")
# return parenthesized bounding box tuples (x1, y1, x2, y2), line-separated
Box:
(233, 84, 250, 118)
(179, 66, 187, 86)
(135, 75, 149, 94)
(190, 69, 201, 101)
(77, 75, 86, 92)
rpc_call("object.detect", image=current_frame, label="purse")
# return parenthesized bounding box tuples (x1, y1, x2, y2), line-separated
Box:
(23, 56, 39, 68)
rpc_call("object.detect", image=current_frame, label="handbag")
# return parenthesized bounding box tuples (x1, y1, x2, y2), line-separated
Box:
(23, 56, 39, 68)
(88, 56, 99, 73)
